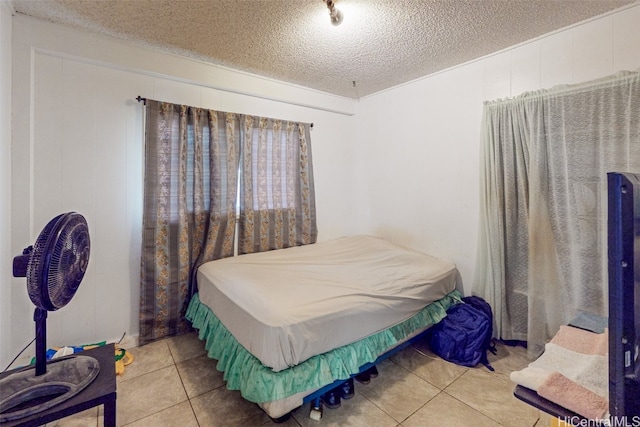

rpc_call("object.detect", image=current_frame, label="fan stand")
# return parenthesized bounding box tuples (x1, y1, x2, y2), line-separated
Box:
(0, 308, 100, 422)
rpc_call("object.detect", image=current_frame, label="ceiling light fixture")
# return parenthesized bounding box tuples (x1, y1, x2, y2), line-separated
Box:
(323, 0, 343, 26)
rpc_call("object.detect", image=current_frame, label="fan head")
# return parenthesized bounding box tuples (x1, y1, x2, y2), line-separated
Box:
(25, 212, 90, 311)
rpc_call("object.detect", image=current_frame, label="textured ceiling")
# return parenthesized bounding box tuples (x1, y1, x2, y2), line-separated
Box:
(11, 0, 636, 98)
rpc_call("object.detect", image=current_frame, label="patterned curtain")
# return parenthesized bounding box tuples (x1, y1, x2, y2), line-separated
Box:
(140, 100, 240, 345)
(473, 71, 640, 357)
(140, 101, 316, 344)
(238, 116, 317, 254)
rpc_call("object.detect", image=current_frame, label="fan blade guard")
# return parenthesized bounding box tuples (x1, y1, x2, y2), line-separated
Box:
(26, 212, 90, 311)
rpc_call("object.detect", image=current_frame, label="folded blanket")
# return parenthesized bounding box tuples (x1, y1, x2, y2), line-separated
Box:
(550, 326, 608, 356)
(538, 372, 608, 420)
(527, 343, 608, 398)
(510, 326, 609, 420)
(510, 366, 551, 391)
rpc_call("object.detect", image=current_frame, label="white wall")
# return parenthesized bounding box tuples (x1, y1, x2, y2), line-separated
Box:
(0, 0, 13, 367)
(354, 4, 640, 297)
(8, 14, 357, 363)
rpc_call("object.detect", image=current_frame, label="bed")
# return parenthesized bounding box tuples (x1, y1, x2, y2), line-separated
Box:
(186, 235, 461, 419)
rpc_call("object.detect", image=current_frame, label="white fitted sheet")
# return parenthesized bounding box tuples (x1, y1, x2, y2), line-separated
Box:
(197, 235, 457, 372)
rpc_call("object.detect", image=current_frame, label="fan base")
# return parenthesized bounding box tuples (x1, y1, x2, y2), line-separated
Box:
(0, 355, 100, 422)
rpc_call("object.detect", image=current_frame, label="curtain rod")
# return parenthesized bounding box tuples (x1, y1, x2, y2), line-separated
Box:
(135, 96, 313, 128)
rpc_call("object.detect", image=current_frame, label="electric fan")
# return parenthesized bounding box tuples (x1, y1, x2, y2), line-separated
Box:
(0, 212, 98, 422)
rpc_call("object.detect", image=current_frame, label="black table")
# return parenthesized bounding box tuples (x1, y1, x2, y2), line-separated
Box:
(0, 343, 116, 427)
(514, 384, 583, 420)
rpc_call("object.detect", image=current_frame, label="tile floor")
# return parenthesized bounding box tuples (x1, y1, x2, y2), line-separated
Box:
(45, 332, 555, 427)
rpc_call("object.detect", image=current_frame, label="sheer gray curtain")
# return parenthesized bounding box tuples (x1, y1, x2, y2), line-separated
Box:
(140, 100, 316, 344)
(474, 71, 640, 357)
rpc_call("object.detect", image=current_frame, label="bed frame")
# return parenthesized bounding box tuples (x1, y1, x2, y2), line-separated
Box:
(300, 326, 433, 421)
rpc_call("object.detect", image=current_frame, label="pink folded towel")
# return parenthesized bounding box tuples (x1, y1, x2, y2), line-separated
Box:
(537, 372, 608, 420)
(550, 326, 608, 356)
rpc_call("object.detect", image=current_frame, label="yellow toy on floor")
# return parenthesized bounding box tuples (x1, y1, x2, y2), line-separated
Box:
(114, 346, 134, 375)
(37, 339, 133, 375)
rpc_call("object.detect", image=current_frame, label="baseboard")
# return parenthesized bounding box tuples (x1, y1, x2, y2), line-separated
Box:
(110, 333, 139, 349)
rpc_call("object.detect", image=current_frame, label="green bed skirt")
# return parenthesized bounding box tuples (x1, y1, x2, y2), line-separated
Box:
(185, 290, 461, 403)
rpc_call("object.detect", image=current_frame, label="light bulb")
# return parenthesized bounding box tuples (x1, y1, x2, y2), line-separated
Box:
(323, 0, 343, 26)
(330, 7, 343, 26)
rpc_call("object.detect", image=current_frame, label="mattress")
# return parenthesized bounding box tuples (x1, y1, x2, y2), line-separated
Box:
(197, 235, 457, 371)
